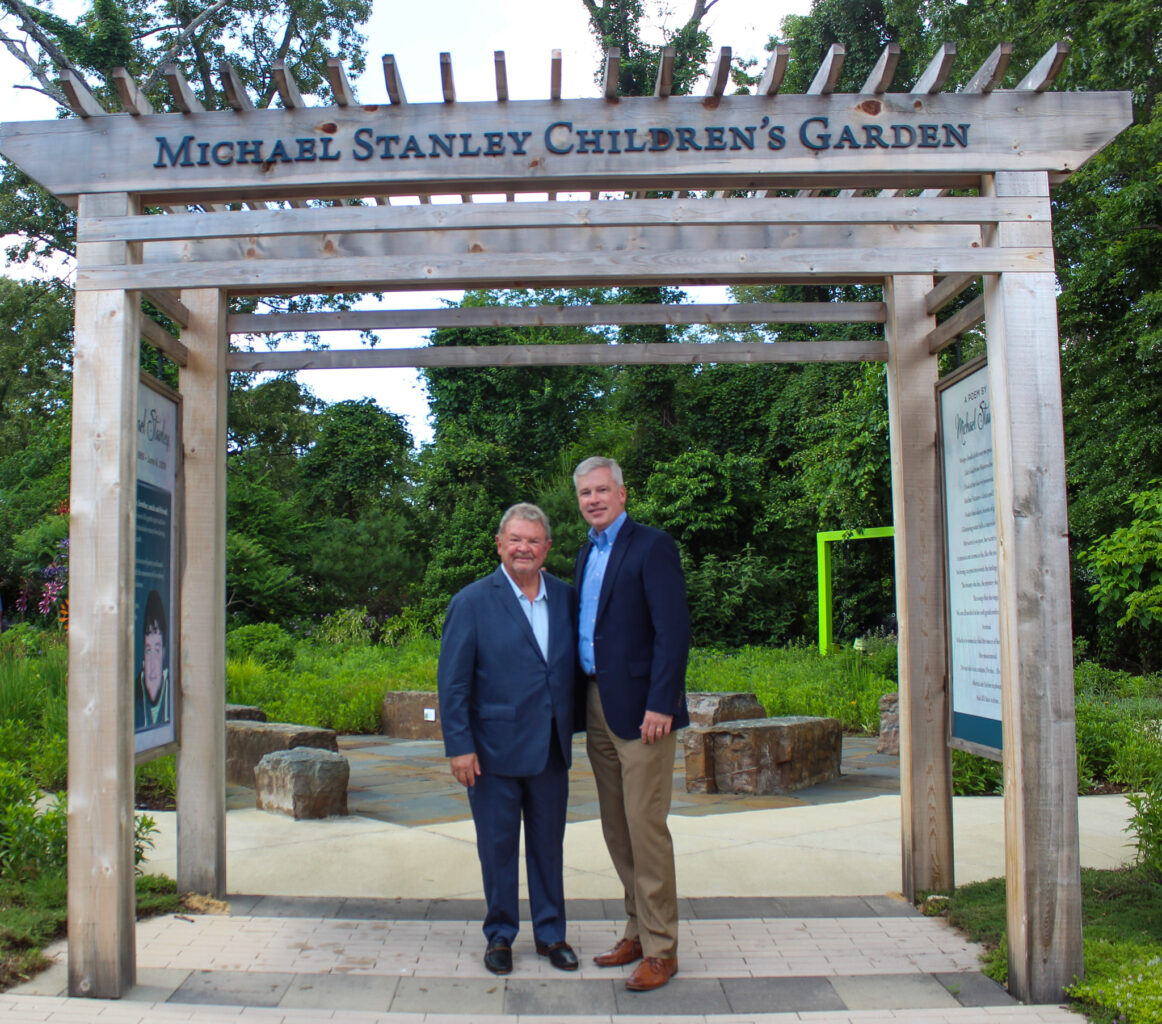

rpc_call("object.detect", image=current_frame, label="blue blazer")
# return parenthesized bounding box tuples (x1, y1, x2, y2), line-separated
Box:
(574, 517, 691, 741)
(438, 566, 577, 777)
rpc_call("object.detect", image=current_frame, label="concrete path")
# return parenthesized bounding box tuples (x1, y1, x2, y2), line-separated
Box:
(5, 736, 1125, 1022)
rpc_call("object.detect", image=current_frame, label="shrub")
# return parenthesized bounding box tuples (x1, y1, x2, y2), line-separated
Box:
(952, 750, 1003, 795)
(225, 622, 296, 668)
(0, 767, 66, 882)
(1069, 949, 1162, 1024)
(312, 607, 373, 646)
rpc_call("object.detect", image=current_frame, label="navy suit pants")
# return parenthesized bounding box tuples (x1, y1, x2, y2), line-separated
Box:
(467, 730, 569, 946)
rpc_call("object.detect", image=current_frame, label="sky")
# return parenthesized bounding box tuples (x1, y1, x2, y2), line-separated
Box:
(0, 0, 812, 444)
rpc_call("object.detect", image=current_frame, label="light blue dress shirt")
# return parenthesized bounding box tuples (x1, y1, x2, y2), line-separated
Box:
(577, 511, 627, 675)
(501, 565, 550, 660)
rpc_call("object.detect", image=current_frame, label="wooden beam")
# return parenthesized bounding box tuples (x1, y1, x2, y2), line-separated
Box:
(143, 289, 191, 328)
(382, 54, 406, 105)
(861, 43, 901, 94)
(1016, 41, 1069, 93)
(926, 272, 977, 315)
(706, 47, 732, 98)
(80, 197, 1047, 245)
(67, 192, 139, 999)
(439, 52, 456, 104)
(603, 47, 620, 101)
(271, 58, 305, 109)
(884, 273, 954, 900)
(78, 244, 1054, 296)
(176, 288, 228, 899)
(141, 314, 190, 366)
(58, 68, 106, 118)
(163, 63, 202, 113)
(1, 91, 1132, 205)
(227, 300, 888, 335)
(925, 293, 984, 353)
(655, 46, 676, 98)
(912, 42, 957, 94)
(325, 57, 356, 107)
(550, 49, 562, 100)
(218, 61, 255, 111)
(808, 43, 845, 95)
(963, 43, 1012, 94)
(226, 338, 889, 372)
(758, 44, 790, 96)
(111, 67, 153, 115)
(984, 170, 1082, 1004)
(494, 51, 508, 102)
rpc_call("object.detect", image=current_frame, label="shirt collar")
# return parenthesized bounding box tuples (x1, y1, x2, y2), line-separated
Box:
(501, 564, 547, 601)
(588, 510, 628, 549)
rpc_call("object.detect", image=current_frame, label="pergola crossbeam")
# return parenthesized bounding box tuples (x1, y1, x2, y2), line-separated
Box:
(926, 272, 978, 314)
(141, 314, 190, 366)
(925, 293, 985, 353)
(227, 300, 888, 335)
(227, 339, 889, 373)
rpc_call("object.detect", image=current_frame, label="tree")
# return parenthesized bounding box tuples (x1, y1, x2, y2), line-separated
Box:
(0, 277, 72, 617)
(0, 0, 372, 271)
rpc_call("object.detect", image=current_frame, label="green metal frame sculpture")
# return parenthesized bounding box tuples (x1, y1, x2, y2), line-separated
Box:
(816, 526, 894, 654)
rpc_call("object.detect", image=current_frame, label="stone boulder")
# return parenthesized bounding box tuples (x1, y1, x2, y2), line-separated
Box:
(226, 704, 267, 722)
(381, 691, 443, 740)
(685, 691, 766, 727)
(226, 721, 339, 787)
(255, 747, 349, 820)
(877, 692, 900, 755)
(685, 715, 842, 794)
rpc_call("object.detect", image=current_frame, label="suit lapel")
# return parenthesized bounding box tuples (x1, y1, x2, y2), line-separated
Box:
(596, 517, 633, 623)
(491, 566, 545, 663)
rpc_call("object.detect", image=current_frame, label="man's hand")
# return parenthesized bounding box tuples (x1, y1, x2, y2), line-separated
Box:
(450, 753, 481, 788)
(640, 711, 673, 745)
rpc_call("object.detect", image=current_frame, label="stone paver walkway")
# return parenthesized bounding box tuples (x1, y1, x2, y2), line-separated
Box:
(7, 896, 1078, 1022)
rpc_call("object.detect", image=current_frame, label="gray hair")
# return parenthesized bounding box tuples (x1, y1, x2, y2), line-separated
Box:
(573, 456, 624, 487)
(497, 502, 552, 540)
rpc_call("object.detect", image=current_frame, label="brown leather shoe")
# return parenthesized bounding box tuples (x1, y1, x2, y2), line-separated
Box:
(626, 956, 678, 991)
(592, 937, 643, 967)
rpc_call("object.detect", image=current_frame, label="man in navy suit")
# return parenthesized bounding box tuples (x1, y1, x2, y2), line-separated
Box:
(573, 456, 691, 992)
(438, 503, 579, 976)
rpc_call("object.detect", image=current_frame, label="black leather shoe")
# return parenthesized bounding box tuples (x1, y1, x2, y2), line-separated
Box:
(535, 940, 579, 971)
(484, 940, 513, 975)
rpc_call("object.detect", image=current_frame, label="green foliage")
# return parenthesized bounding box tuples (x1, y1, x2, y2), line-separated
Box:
(686, 644, 891, 733)
(939, 867, 1162, 1020)
(312, 607, 373, 647)
(0, 771, 66, 882)
(225, 622, 297, 668)
(951, 750, 1004, 796)
(683, 546, 799, 647)
(1081, 483, 1162, 667)
(135, 755, 176, 811)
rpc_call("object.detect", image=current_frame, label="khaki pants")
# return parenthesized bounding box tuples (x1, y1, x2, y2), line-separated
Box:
(586, 681, 679, 959)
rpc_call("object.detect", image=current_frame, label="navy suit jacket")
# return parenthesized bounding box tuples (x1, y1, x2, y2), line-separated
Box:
(575, 516, 691, 740)
(438, 565, 576, 777)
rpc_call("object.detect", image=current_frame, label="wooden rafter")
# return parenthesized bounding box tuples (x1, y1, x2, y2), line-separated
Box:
(226, 339, 890, 373)
(227, 300, 888, 335)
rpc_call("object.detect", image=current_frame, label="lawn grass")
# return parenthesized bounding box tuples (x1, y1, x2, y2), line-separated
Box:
(932, 867, 1162, 1023)
(0, 873, 183, 992)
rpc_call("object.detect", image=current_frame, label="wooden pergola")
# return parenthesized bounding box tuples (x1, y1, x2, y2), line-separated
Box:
(0, 38, 1131, 1004)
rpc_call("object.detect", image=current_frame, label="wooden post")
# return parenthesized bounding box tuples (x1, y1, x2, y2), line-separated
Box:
(67, 193, 140, 998)
(884, 274, 954, 899)
(984, 171, 1082, 1002)
(176, 289, 228, 896)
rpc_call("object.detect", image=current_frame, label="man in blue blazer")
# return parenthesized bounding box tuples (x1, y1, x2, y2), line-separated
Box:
(573, 456, 691, 992)
(438, 503, 579, 976)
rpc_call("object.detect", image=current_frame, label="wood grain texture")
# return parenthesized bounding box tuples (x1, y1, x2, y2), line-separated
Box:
(77, 196, 1048, 245)
(176, 289, 228, 898)
(984, 171, 1082, 1004)
(0, 92, 1132, 204)
(226, 339, 889, 372)
(885, 273, 953, 900)
(67, 193, 139, 999)
(227, 301, 887, 335)
(77, 245, 1052, 296)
